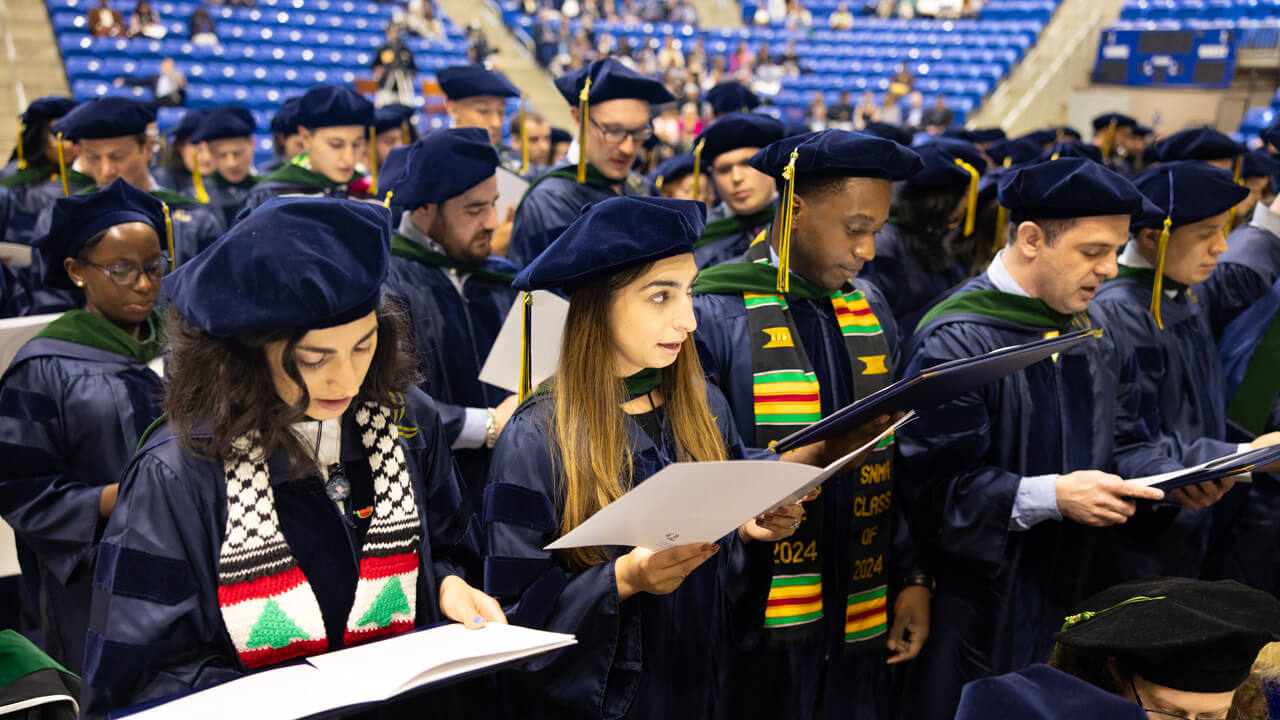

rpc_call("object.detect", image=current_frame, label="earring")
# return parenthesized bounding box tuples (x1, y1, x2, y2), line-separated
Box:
(74, 280, 84, 287)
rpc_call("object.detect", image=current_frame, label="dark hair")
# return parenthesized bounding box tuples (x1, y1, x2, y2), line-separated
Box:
(1005, 216, 1082, 247)
(8, 115, 54, 167)
(1049, 646, 1270, 720)
(162, 137, 192, 182)
(791, 173, 853, 202)
(163, 299, 421, 478)
(891, 183, 967, 273)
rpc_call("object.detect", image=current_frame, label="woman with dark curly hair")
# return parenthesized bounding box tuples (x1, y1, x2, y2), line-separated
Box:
(955, 577, 1280, 720)
(82, 197, 502, 718)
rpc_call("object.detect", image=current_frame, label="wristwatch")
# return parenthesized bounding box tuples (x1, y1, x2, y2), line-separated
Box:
(899, 573, 935, 593)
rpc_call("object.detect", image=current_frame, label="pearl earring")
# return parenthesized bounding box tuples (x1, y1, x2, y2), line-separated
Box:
(74, 280, 84, 287)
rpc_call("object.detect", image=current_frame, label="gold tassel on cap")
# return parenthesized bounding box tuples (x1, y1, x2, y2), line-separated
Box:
(518, 291, 533, 403)
(162, 202, 176, 271)
(15, 120, 26, 171)
(576, 78, 592, 184)
(1100, 119, 1118, 160)
(383, 190, 394, 208)
(993, 155, 1012, 254)
(1228, 154, 1243, 229)
(191, 152, 210, 204)
(520, 94, 530, 175)
(776, 149, 799, 294)
(692, 138, 705, 201)
(56, 132, 69, 197)
(1149, 168, 1175, 330)
(954, 158, 979, 236)
(368, 125, 378, 197)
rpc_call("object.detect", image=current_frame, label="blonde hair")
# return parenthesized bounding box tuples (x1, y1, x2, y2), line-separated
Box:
(550, 265, 727, 569)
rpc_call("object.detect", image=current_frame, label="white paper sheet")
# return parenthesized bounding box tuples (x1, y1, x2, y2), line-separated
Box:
(125, 624, 576, 720)
(496, 165, 530, 221)
(0, 313, 63, 371)
(478, 290, 569, 394)
(545, 414, 913, 551)
(0, 243, 33, 268)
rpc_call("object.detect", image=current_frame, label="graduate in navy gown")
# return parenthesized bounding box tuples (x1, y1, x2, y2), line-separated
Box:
(703, 81, 760, 120)
(37, 98, 225, 268)
(83, 197, 502, 718)
(1091, 162, 1280, 582)
(651, 154, 708, 205)
(188, 105, 261, 228)
(1090, 113, 1139, 176)
(687, 113, 784, 269)
(484, 196, 825, 719)
(0, 180, 169, 672)
(862, 138, 986, 344)
(239, 85, 376, 212)
(0, 96, 80, 246)
(692, 130, 931, 720)
(507, 59, 673, 267)
(896, 158, 1169, 719)
(381, 128, 520, 511)
(437, 64, 521, 172)
(154, 110, 206, 199)
(261, 96, 306, 175)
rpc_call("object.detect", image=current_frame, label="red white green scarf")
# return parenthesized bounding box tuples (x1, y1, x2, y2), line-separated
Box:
(217, 402, 421, 669)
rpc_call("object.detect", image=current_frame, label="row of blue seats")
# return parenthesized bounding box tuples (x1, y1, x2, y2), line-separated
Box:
(787, 73, 993, 93)
(796, 60, 1002, 80)
(552, 21, 1037, 49)
(1240, 106, 1277, 136)
(771, 87, 975, 113)
(739, 2, 1056, 24)
(50, 0, 403, 18)
(1120, 0, 1280, 18)
(59, 34, 467, 62)
(66, 53, 469, 84)
(51, 8, 452, 37)
(54, 18, 439, 50)
(787, 46, 1018, 66)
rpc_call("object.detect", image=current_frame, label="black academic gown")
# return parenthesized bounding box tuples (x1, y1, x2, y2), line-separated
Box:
(82, 390, 482, 719)
(0, 337, 164, 672)
(896, 274, 1121, 720)
(692, 279, 925, 720)
(383, 233, 519, 511)
(861, 221, 968, 346)
(507, 163, 654, 268)
(203, 171, 261, 227)
(482, 384, 773, 720)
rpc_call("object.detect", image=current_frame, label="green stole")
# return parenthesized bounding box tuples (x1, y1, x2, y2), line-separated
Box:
(695, 240, 895, 654)
(1228, 311, 1280, 434)
(0, 163, 92, 190)
(261, 155, 363, 192)
(694, 205, 777, 250)
(389, 233, 516, 285)
(33, 308, 164, 364)
(917, 289, 1082, 331)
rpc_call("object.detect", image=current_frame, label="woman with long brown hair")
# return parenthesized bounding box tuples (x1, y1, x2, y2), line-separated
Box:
(483, 196, 873, 719)
(83, 197, 502, 718)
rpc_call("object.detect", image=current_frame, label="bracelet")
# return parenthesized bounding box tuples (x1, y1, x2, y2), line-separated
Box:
(899, 574, 934, 592)
(485, 408, 498, 449)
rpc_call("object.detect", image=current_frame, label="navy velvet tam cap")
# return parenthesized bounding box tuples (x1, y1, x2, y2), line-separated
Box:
(189, 106, 255, 143)
(906, 138, 987, 190)
(513, 196, 705, 293)
(1035, 140, 1104, 164)
(21, 96, 77, 124)
(1243, 148, 1280, 179)
(386, 128, 498, 208)
(294, 85, 375, 130)
(987, 137, 1043, 166)
(955, 665, 1148, 720)
(1156, 127, 1245, 163)
(969, 127, 1008, 143)
(861, 121, 915, 147)
(1051, 577, 1280, 694)
(651, 154, 696, 188)
(998, 157, 1162, 224)
(748, 129, 923, 189)
(1091, 112, 1137, 131)
(163, 196, 392, 336)
(1130, 160, 1249, 231)
(437, 64, 521, 100)
(270, 96, 303, 136)
(703, 81, 760, 114)
(378, 143, 412, 197)
(1262, 114, 1280, 150)
(53, 97, 157, 141)
(36, 178, 166, 289)
(166, 110, 206, 142)
(941, 128, 976, 142)
(554, 58, 676, 107)
(1017, 129, 1059, 147)
(1132, 124, 1152, 137)
(373, 104, 415, 135)
(549, 127, 572, 144)
(695, 112, 786, 169)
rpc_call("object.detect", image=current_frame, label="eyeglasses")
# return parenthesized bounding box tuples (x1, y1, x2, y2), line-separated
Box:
(79, 256, 170, 287)
(1131, 679, 1235, 720)
(589, 117, 653, 145)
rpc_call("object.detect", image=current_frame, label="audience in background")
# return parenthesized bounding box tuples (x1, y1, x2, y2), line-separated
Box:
(88, 0, 125, 37)
(127, 0, 167, 39)
(189, 6, 218, 46)
(114, 57, 187, 107)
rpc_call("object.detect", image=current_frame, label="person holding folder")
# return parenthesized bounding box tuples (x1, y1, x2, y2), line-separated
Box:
(895, 157, 1168, 719)
(83, 197, 502, 717)
(690, 129, 929, 720)
(507, 58, 674, 268)
(689, 112, 786, 269)
(861, 137, 987, 343)
(239, 86, 376, 213)
(0, 180, 168, 673)
(381, 128, 520, 512)
(1090, 162, 1280, 586)
(484, 196, 860, 719)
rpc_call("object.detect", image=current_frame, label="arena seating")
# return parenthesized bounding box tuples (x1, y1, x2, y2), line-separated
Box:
(50, 0, 472, 166)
